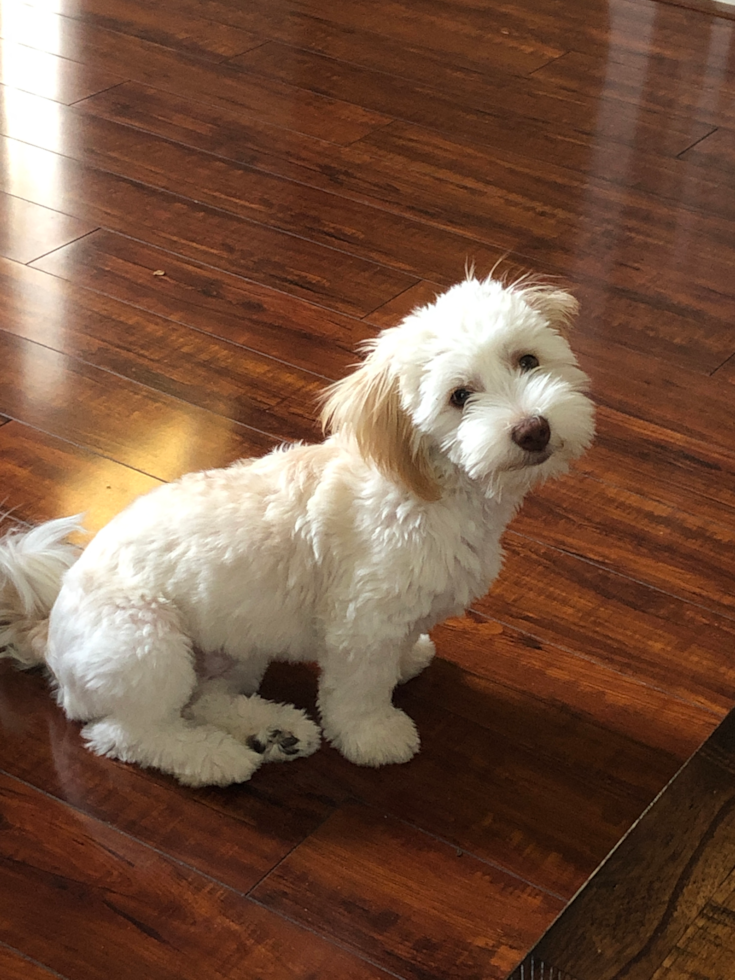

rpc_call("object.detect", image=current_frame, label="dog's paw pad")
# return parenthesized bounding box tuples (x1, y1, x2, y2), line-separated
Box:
(249, 716, 321, 763)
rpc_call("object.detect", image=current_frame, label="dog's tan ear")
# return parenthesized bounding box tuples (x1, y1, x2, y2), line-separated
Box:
(518, 285, 579, 338)
(320, 357, 441, 502)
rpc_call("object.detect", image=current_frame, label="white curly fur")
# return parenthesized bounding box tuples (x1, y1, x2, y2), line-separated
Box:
(0, 276, 594, 786)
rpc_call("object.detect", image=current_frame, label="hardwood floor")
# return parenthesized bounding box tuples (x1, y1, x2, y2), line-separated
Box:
(0, 0, 733, 977)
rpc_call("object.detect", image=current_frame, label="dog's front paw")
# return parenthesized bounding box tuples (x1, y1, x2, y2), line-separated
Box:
(327, 708, 420, 767)
(399, 634, 436, 683)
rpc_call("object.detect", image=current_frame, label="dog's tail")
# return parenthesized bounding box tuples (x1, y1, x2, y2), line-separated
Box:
(0, 516, 84, 667)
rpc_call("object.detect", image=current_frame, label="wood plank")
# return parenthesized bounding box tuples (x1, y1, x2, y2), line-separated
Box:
(74, 60, 716, 219)
(475, 535, 735, 714)
(254, 612, 714, 899)
(268, 681, 690, 899)
(0, 330, 276, 481)
(579, 405, 735, 531)
(72, 83, 735, 361)
(219, 0, 565, 75)
(0, 38, 124, 105)
(252, 803, 565, 980)
(0, 89, 504, 285)
(651, 867, 735, 980)
(0, 13, 391, 143)
(0, 772, 392, 980)
(231, 40, 710, 165)
(0, 136, 414, 317)
(355, 123, 735, 318)
(141, 0, 707, 155)
(2, 134, 414, 315)
(0, 256, 325, 443)
(425, 617, 717, 763)
(679, 125, 735, 173)
(1, 0, 263, 62)
(510, 707, 735, 980)
(30, 230, 372, 377)
(0, 946, 63, 980)
(576, 343, 735, 453)
(0, 193, 95, 264)
(532, 28, 735, 128)
(0, 422, 161, 534)
(515, 472, 735, 619)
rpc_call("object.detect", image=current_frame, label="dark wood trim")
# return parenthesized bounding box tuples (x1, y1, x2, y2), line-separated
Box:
(508, 706, 735, 979)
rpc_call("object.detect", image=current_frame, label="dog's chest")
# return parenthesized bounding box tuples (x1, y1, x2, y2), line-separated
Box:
(411, 495, 512, 624)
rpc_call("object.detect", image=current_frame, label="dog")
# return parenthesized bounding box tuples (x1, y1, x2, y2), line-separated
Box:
(0, 274, 594, 787)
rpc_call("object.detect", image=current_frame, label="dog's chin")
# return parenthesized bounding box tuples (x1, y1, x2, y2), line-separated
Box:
(521, 450, 552, 468)
(501, 449, 553, 473)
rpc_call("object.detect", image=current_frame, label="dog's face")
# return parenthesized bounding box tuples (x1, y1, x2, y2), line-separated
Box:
(322, 276, 595, 499)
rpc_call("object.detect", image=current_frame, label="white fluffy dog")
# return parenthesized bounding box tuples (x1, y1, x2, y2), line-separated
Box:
(0, 275, 594, 787)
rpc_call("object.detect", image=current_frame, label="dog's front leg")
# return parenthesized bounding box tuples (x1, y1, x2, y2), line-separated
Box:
(318, 637, 420, 767)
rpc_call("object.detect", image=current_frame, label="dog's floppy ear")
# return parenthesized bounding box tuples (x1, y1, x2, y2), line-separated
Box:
(320, 354, 442, 501)
(518, 284, 579, 339)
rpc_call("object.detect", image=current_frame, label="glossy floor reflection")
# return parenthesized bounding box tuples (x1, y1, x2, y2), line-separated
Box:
(0, 1, 734, 978)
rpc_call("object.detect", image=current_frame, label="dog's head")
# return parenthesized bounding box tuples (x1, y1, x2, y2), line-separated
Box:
(321, 275, 595, 500)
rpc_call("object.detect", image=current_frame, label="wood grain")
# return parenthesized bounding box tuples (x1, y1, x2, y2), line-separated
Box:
(0, 330, 276, 481)
(30, 229, 371, 377)
(2, 89, 504, 285)
(515, 472, 735, 618)
(231, 40, 710, 169)
(0, 193, 95, 265)
(476, 535, 735, 714)
(425, 617, 717, 763)
(0, 135, 414, 317)
(651, 866, 735, 979)
(2, 0, 263, 62)
(252, 802, 565, 980)
(1, 10, 391, 143)
(0, 422, 161, 534)
(533, 27, 735, 127)
(0, 945, 62, 980)
(0, 772, 392, 980)
(0, 38, 124, 105)
(511, 708, 735, 980)
(0, 256, 325, 443)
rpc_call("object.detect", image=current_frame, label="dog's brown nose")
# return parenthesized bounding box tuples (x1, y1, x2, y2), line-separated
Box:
(512, 416, 551, 453)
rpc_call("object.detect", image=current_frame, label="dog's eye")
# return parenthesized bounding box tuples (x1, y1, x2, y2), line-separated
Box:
(518, 354, 540, 371)
(450, 388, 474, 408)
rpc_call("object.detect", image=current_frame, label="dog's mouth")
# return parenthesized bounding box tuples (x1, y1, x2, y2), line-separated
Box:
(500, 449, 554, 473)
(523, 450, 552, 467)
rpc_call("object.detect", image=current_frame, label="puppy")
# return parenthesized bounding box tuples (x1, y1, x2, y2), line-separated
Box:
(0, 275, 594, 787)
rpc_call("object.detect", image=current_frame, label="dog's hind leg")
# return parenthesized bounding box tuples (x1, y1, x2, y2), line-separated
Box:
(82, 715, 265, 787)
(187, 680, 321, 763)
(49, 590, 266, 786)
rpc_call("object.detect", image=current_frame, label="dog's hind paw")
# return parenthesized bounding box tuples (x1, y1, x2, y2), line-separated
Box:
(245, 718, 320, 762)
(189, 688, 321, 764)
(246, 713, 321, 763)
